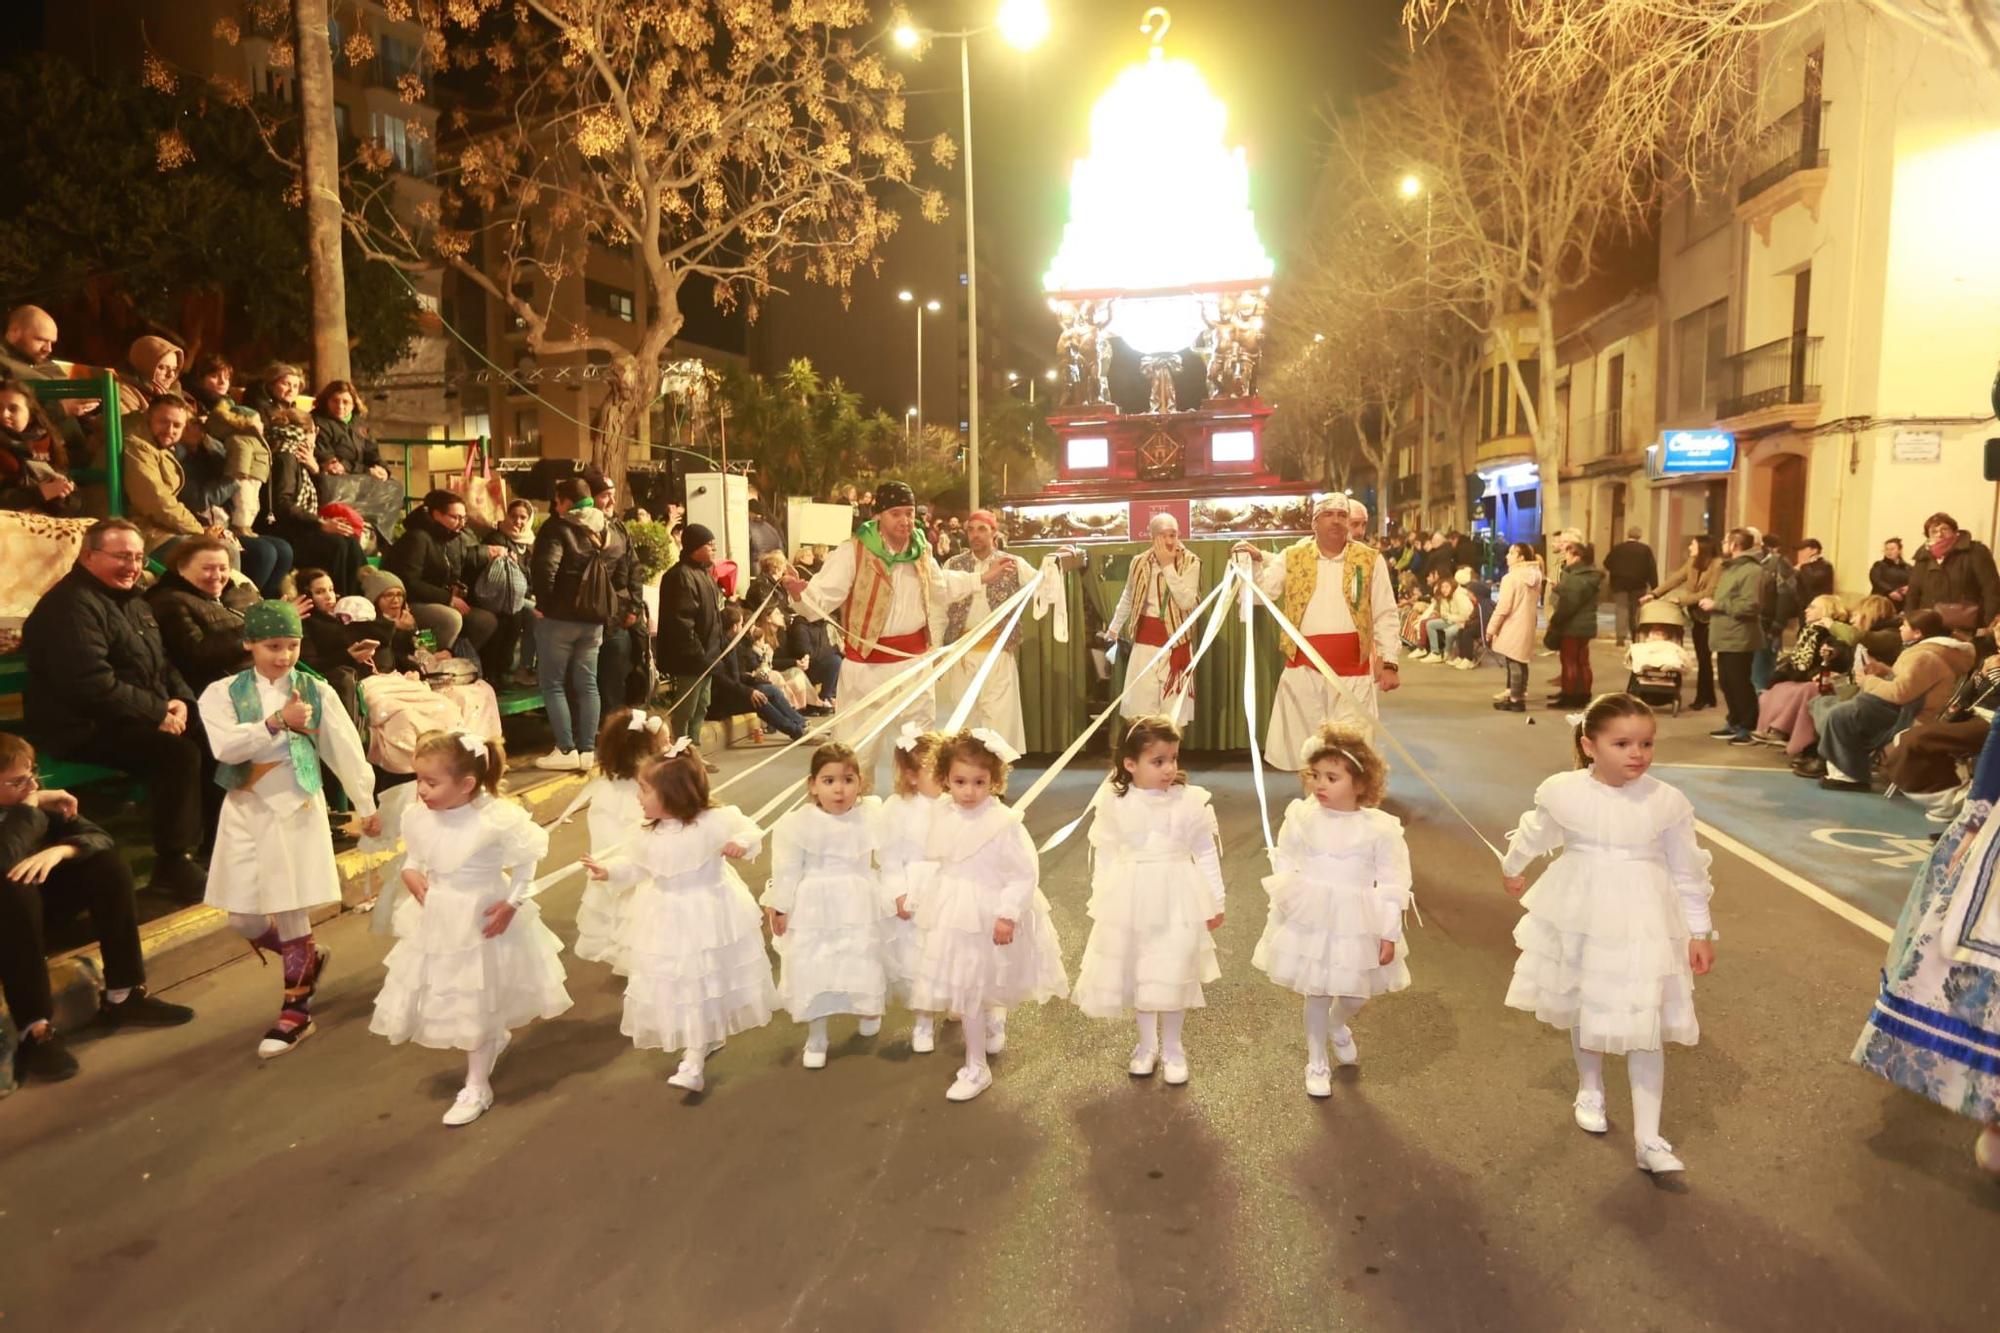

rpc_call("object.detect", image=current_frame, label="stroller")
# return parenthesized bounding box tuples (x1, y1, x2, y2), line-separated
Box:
(1625, 600, 1690, 715)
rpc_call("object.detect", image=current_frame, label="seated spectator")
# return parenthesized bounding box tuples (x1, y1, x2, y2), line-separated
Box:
(122, 391, 293, 599)
(0, 379, 80, 515)
(115, 335, 182, 417)
(241, 362, 306, 423)
(182, 353, 269, 539)
(753, 611, 822, 712)
(310, 381, 388, 480)
(783, 582, 840, 708)
(144, 535, 255, 695)
(1410, 572, 1475, 668)
(351, 575, 502, 774)
(260, 408, 363, 594)
(471, 497, 536, 687)
(745, 549, 790, 614)
(1906, 511, 2000, 632)
(294, 567, 386, 723)
(22, 519, 206, 900)
(1752, 595, 1856, 757)
(0, 733, 194, 1087)
(530, 478, 611, 771)
(1, 306, 95, 456)
(382, 489, 497, 661)
(1869, 538, 1911, 608)
(1880, 657, 2000, 820)
(1852, 595, 1906, 667)
(356, 568, 423, 666)
(711, 603, 806, 740)
(1815, 609, 1974, 791)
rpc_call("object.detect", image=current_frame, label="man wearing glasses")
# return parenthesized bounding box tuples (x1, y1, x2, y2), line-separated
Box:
(22, 518, 207, 900)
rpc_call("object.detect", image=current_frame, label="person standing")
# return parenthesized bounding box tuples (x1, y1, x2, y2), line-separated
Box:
(1906, 512, 2000, 632)
(938, 510, 1037, 753)
(1234, 493, 1401, 772)
(1486, 543, 1544, 712)
(1702, 528, 1767, 744)
(1546, 542, 1602, 709)
(1794, 538, 1835, 604)
(1103, 513, 1202, 726)
(584, 469, 649, 712)
(529, 478, 613, 772)
(659, 523, 726, 769)
(1869, 537, 1912, 608)
(1604, 527, 1657, 647)
(1645, 536, 1722, 711)
(783, 481, 997, 790)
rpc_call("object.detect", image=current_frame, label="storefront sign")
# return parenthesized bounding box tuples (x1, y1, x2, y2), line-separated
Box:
(1891, 430, 1942, 463)
(1656, 430, 1736, 475)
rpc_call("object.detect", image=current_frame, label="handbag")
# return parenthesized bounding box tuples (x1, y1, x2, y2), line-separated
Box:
(314, 472, 407, 548)
(1933, 600, 1982, 631)
(447, 437, 508, 534)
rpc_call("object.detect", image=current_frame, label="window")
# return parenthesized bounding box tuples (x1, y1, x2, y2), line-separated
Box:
(1210, 430, 1255, 463)
(1673, 300, 1729, 419)
(1514, 360, 1540, 434)
(584, 279, 636, 322)
(460, 412, 492, 439)
(1066, 437, 1109, 470)
(512, 410, 541, 454)
(333, 102, 351, 146)
(378, 34, 422, 85)
(370, 111, 409, 170)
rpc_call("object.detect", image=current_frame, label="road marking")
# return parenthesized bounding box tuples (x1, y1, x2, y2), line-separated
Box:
(1694, 818, 1893, 942)
(1810, 827, 1936, 869)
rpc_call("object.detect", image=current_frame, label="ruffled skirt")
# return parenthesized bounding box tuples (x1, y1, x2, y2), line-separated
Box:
(907, 874, 1069, 1016)
(573, 878, 633, 974)
(1504, 856, 1696, 1053)
(1073, 861, 1219, 1016)
(772, 871, 892, 1021)
(619, 869, 777, 1054)
(369, 888, 572, 1051)
(1252, 871, 1410, 999)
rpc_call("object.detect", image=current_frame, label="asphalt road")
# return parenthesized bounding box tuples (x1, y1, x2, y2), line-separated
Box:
(3, 644, 1996, 1332)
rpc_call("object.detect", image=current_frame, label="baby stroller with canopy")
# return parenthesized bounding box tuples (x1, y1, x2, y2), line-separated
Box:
(1625, 600, 1692, 715)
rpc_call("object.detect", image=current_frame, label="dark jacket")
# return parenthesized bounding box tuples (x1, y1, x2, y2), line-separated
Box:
(384, 507, 482, 606)
(1451, 533, 1477, 573)
(144, 570, 254, 694)
(23, 565, 195, 753)
(1861, 617, 1906, 668)
(1907, 531, 2000, 626)
(0, 803, 114, 880)
(1708, 554, 1768, 653)
(263, 447, 323, 533)
(709, 635, 764, 717)
(311, 411, 380, 475)
(530, 508, 610, 625)
(1869, 557, 1912, 601)
(599, 514, 647, 625)
(657, 558, 724, 677)
(1771, 620, 1856, 684)
(1420, 543, 1456, 585)
(784, 603, 835, 664)
(1604, 540, 1658, 592)
(1795, 556, 1835, 604)
(1547, 561, 1602, 640)
(0, 424, 80, 515)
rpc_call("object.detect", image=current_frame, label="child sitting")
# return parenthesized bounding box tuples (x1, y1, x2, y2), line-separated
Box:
(0, 379, 79, 515)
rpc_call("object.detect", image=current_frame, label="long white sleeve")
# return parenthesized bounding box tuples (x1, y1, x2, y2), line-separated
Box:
(794, 540, 858, 623)
(1270, 801, 1310, 876)
(1373, 818, 1414, 941)
(197, 677, 285, 765)
(1368, 554, 1400, 665)
(1254, 550, 1288, 601)
(498, 803, 553, 906)
(1191, 800, 1225, 915)
(1105, 571, 1137, 639)
(714, 805, 765, 858)
(311, 676, 376, 817)
(762, 809, 805, 913)
(1162, 554, 1200, 616)
(1500, 800, 1565, 876)
(994, 821, 1039, 923)
(1660, 807, 1716, 934)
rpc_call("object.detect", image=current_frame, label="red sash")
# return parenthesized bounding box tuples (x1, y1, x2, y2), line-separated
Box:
(845, 627, 930, 665)
(1135, 615, 1194, 696)
(1287, 632, 1368, 676)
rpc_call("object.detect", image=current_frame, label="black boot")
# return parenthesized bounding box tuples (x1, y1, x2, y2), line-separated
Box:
(98, 988, 196, 1029)
(13, 1025, 80, 1084)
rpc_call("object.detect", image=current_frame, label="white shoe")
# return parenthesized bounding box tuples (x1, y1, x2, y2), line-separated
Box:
(667, 1062, 705, 1092)
(1330, 1027, 1359, 1066)
(945, 1065, 992, 1102)
(256, 1021, 315, 1060)
(1975, 1124, 2000, 1174)
(573, 751, 595, 772)
(984, 1012, 1008, 1055)
(1304, 1063, 1333, 1098)
(441, 1087, 493, 1127)
(1635, 1138, 1685, 1173)
(801, 1039, 828, 1070)
(1408, 649, 1432, 661)
(1573, 1090, 1609, 1134)
(857, 1016, 882, 1037)
(1161, 1055, 1190, 1086)
(1450, 659, 1474, 670)
(1128, 1045, 1159, 1077)
(911, 1017, 936, 1053)
(534, 749, 579, 771)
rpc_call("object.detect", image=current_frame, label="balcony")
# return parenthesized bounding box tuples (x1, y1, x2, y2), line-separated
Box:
(1737, 101, 1830, 241)
(1717, 334, 1822, 432)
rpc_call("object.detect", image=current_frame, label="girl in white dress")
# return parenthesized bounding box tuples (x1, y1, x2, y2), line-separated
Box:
(906, 729, 1069, 1102)
(565, 707, 669, 971)
(763, 742, 891, 1067)
(881, 724, 945, 1050)
(1500, 693, 1719, 1175)
(369, 732, 570, 1127)
(1252, 724, 1411, 1097)
(198, 599, 380, 1060)
(587, 744, 774, 1093)
(1073, 717, 1225, 1085)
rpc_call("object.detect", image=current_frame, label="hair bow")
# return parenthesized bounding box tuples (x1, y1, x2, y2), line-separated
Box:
(1564, 712, 1587, 728)
(663, 736, 694, 759)
(627, 710, 665, 735)
(894, 719, 925, 753)
(968, 727, 1021, 764)
(457, 733, 489, 761)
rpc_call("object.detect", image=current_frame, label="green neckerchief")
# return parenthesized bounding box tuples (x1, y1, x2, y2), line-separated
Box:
(855, 519, 929, 567)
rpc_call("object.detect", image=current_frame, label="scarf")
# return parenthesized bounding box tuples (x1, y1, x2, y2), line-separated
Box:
(214, 667, 324, 798)
(1930, 534, 1956, 563)
(856, 519, 928, 567)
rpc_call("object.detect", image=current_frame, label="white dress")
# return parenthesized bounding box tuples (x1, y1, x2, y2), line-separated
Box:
(197, 670, 377, 916)
(609, 806, 778, 1054)
(369, 795, 570, 1051)
(1500, 770, 1715, 1054)
(874, 792, 942, 1003)
(570, 776, 646, 970)
(763, 798, 892, 1021)
(1073, 784, 1225, 1017)
(1252, 800, 1413, 998)
(906, 798, 1069, 1016)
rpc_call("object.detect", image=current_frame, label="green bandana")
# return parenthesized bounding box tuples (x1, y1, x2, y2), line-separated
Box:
(855, 519, 929, 567)
(243, 599, 303, 641)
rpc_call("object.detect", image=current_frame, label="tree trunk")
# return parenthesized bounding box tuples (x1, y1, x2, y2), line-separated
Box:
(293, 0, 351, 386)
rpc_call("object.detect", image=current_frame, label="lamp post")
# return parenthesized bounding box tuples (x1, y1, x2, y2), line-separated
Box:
(1400, 173, 1434, 531)
(893, 1, 1050, 511)
(898, 290, 942, 443)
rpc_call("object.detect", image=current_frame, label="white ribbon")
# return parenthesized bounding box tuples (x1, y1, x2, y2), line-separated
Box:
(628, 710, 666, 734)
(663, 735, 693, 759)
(967, 726, 1022, 765)
(657, 588, 779, 720)
(457, 732, 489, 761)
(939, 578, 1040, 734)
(893, 720, 926, 753)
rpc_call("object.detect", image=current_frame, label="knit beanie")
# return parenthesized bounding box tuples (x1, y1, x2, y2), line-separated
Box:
(682, 523, 716, 554)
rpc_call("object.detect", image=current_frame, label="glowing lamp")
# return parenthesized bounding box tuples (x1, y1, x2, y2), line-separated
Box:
(1399, 174, 1423, 199)
(997, 0, 1052, 50)
(893, 24, 921, 50)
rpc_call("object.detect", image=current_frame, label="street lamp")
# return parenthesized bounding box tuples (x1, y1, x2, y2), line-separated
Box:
(1398, 172, 1436, 527)
(891, 1, 1051, 510)
(905, 405, 918, 464)
(899, 290, 942, 441)
(1399, 173, 1423, 200)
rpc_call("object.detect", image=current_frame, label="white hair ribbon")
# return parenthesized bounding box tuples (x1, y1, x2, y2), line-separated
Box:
(663, 736, 694, 759)
(894, 719, 926, 753)
(627, 710, 665, 734)
(457, 733, 489, 761)
(968, 726, 1022, 765)
(1565, 712, 1587, 728)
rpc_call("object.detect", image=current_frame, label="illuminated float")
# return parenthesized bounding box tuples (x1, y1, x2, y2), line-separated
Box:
(1004, 6, 1321, 545)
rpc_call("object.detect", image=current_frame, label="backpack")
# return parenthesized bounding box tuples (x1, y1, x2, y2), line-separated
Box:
(1759, 556, 1800, 626)
(472, 552, 530, 614)
(571, 541, 620, 624)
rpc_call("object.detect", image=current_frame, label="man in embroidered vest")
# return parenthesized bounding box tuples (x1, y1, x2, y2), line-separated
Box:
(786, 481, 998, 788)
(1234, 493, 1401, 771)
(196, 600, 379, 1059)
(1104, 512, 1203, 725)
(938, 510, 1038, 752)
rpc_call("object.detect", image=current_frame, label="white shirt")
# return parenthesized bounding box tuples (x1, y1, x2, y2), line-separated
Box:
(1107, 549, 1200, 639)
(1254, 544, 1401, 665)
(1501, 770, 1715, 932)
(944, 549, 1035, 644)
(795, 538, 982, 639)
(198, 670, 376, 818)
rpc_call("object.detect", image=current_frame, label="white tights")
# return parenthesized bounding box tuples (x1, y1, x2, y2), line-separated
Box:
(465, 1038, 505, 1097)
(1135, 1010, 1188, 1060)
(1303, 996, 1364, 1068)
(228, 910, 311, 941)
(1571, 1030, 1666, 1144)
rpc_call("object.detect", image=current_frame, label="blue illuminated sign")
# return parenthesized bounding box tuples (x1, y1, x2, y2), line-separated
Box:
(1658, 430, 1736, 475)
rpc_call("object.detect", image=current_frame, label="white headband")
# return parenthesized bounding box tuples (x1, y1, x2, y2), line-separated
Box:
(1302, 736, 1364, 771)
(627, 710, 666, 735)
(894, 720, 926, 753)
(457, 733, 488, 761)
(1312, 494, 1351, 518)
(968, 727, 1022, 765)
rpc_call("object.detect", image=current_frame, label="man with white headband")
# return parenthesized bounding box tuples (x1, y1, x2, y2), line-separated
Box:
(1347, 499, 1370, 544)
(1104, 510, 1202, 724)
(786, 480, 1001, 786)
(938, 510, 1037, 752)
(1233, 492, 1400, 769)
